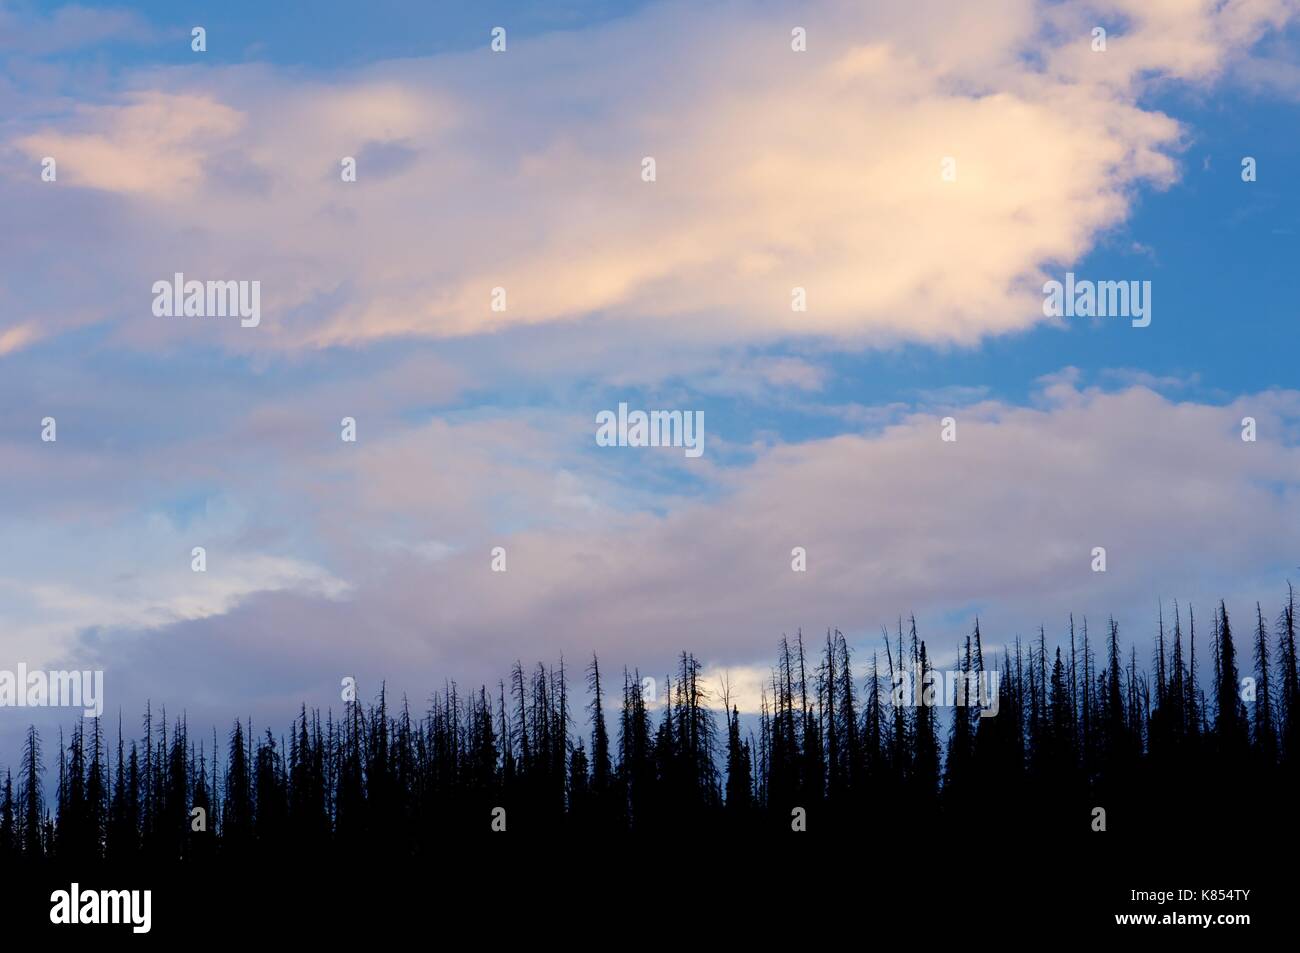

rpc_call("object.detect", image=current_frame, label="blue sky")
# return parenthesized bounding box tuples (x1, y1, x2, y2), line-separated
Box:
(2, 0, 1300, 758)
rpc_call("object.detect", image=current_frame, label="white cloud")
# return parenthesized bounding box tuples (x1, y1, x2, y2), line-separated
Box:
(24, 378, 1288, 706)
(0, 500, 349, 668)
(4, 0, 1294, 355)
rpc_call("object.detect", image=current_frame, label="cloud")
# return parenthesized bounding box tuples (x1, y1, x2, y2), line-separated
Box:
(0, 322, 39, 355)
(16, 377, 1297, 723)
(4, 0, 1300, 751)
(1099, 368, 1200, 392)
(4, 0, 1295, 355)
(0, 3, 162, 56)
(0, 492, 349, 667)
(15, 92, 244, 195)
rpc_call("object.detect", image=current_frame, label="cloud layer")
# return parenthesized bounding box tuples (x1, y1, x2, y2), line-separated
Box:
(4, 0, 1296, 355)
(4, 376, 1291, 728)
(3, 0, 1299, 755)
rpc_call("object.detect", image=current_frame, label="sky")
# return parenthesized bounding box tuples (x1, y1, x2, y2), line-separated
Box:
(1, 0, 1299, 761)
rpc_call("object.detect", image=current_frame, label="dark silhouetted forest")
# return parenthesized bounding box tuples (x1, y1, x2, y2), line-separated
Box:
(3, 587, 1297, 857)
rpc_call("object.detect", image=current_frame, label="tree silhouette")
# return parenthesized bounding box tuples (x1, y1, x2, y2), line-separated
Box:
(4, 585, 1299, 854)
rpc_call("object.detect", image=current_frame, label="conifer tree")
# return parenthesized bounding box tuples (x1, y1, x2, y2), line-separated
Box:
(1253, 602, 1277, 767)
(223, 719, 253, 852)
(19, 725, 43, 857)
(911, 628, 940, 803)
(724, 704, 752, 816)
(587, 654, 612, 800)
(0, 769, 15, 858)
(1213, 602, 1249, 758)
(1278, 584, 1300, 772)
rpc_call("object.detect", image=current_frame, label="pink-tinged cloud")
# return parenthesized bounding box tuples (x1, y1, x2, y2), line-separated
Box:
(14, 377, 1297, 720)
(4, 0, 1295, 354)
(15, 92, 243, 195)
